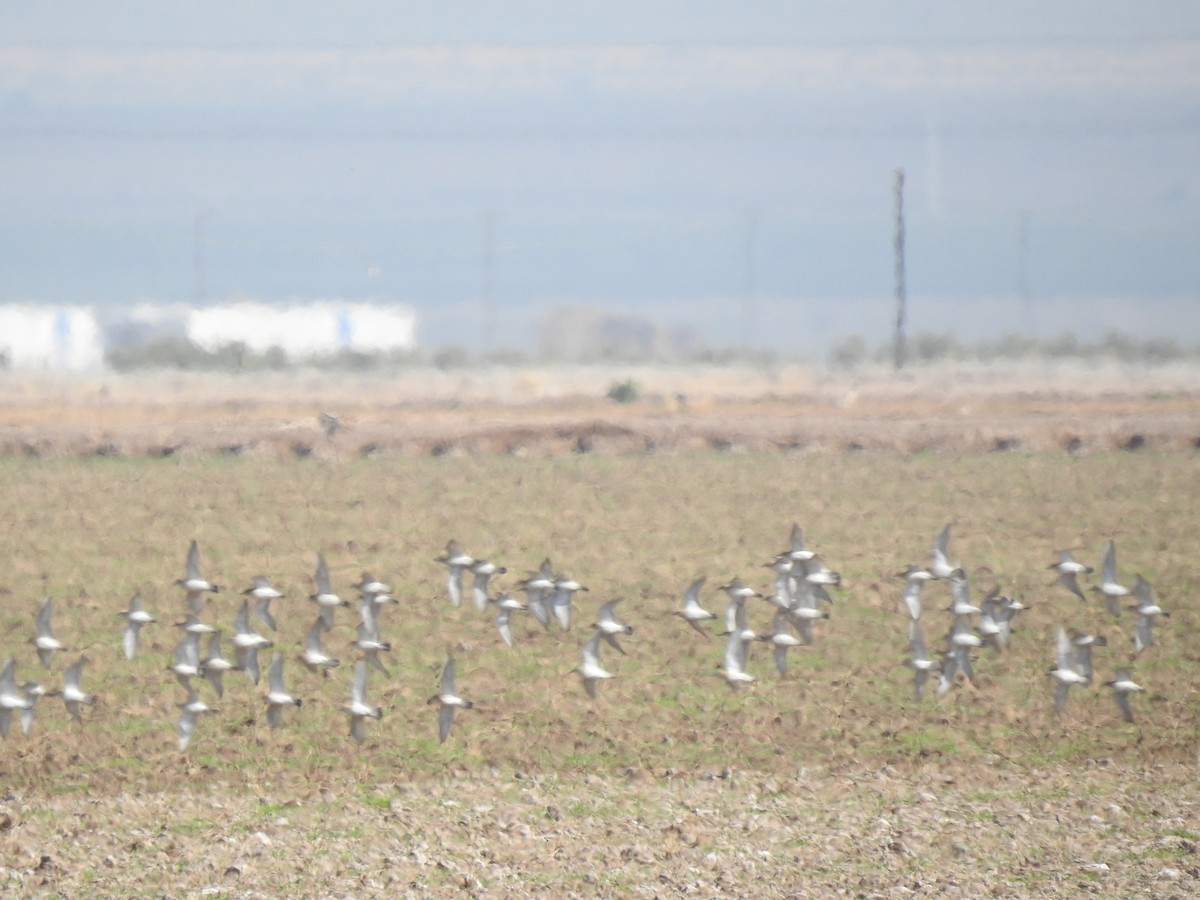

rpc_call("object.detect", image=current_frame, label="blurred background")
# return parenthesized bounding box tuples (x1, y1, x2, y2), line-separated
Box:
(1, 2, 1198, 372)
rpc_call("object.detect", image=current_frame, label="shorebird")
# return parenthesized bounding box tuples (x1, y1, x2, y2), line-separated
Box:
(763, 556, 794, 608)
(1130, 574, 1169, 653)
(518, 558, 555, 629)
(780, 522, 815, 562)
(719, 577, 763, 604)
(200, 632, 234, 698)
(674, 576, 717, 636)
(905, 622, 942, 701)
(18, 682, 46, 735)
(233, 598, 274, 685)
(900, 574, 924, 621)
(177, 686, 216, 751)
(575, 629, 614, 698)
(931, 524, 964, 580)
(31, 598, 65, 668)
(242, 576, 283, 632)
(896, 564, 934, 583)
(176, 540, 220, 613)
(718, 628, 755, 690)
(977, 588, 1006, 650)
(435, 540, 474, 608)
(299, 617, 340, 674)
(29, 600, 65, 672)
(550, 573, 588, 631)
(1090, 540, 1130, 616)
(352, 606, 392, 676)
(720, 593, 759, 671)
(1049, 626, 1090, 712)
(310, 553, 349, 629)
(1105, 668, 1145, 723)
(470, 558, 507, 613)
(786, 577, 830, 645)
(59, 655, 96, 724)
(984, 592, 1022, 648)
(490, 592, 527, 649)
(1049, 550, 1093, 601)
(946, 576, 981, 617)
(719, 578, 763, 638)
(756, 610, 802, 676)
(168, 632, 202, 688)
(1068, 631, 1107, 684)
(592, 597, 633, 655)
(264, 652, 302, 727)
(941, 615, 981, 690)
(0, 658, 33, 738)
(354, 572, 391, 598)
(357, 588, 396, 632)
(175, 613, 217, 636)
(802, 555, 841, 588)
(118, 592, 156, 661)
(346, 661, 383, 744)
(431, 655, 473, 742)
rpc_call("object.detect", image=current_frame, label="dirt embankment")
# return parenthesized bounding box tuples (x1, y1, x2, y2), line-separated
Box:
(1, 363, 1198, 459)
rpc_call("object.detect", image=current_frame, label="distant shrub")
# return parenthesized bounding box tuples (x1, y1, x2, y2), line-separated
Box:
(606, 378, 640, 404)
(829, 335, 868, 371)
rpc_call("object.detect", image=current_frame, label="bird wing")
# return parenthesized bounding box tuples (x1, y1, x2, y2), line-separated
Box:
(178, 710, 197, 750)
(186, 540, 202, 580)
(552, 590, 572, 630)
(438, 705, 455, 743)
(254, 597, 277, 632)
(244, 647, 261, 685)
(36, 598, 54, 637)
(599, 631, 627, 656)
(1133, 574, 1153, 609)
(773, 644, 789, 677)
(1113, 690, 1134, 723)
(496, 609, 514, 648)
(1101, 541, 1117, 585)
(933, 524, 951, 561)
(1134, 615, 1152, 653)
(1058, 571, 1085, 601)
(581, 632, 603, 670)
(903, 580, 923, 620)
(123, 623, 139, 661)
(1055, 627, 1073, 671)
(315, 554, 332, 594)
(351, 661, 368, 706)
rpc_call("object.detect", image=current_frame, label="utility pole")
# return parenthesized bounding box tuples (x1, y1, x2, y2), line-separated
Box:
(193, 210, 209, 304)
(482, 209, 496, 354)
(742, 208, 759, 348)
(1017, 209, 1031, 333)
(893, 169, 907, 371)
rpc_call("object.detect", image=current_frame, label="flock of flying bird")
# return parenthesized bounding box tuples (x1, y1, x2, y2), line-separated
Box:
(0, 523, 1169, 751)
(444, 524, 1167, 725)
(1, 541, 473, 749)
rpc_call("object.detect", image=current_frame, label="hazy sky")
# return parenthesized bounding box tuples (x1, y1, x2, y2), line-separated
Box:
(2, 2, 1198, 351)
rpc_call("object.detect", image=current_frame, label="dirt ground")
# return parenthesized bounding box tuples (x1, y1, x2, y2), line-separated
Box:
(2, 362, 1199, 897)
(2, 361, 1198, 459)
(2, 758, 1198, 897)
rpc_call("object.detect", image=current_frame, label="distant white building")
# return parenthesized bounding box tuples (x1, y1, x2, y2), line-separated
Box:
(0, 304, 105, 373)
(186, 301, 417, 357)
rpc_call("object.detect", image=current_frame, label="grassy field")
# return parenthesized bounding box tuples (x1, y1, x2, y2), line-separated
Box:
(0, 450, 1197, 895)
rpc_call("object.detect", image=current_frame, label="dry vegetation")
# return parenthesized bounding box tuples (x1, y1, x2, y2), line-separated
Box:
(0, 370, 1198, 895)
(1, 363, 1199, 459)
